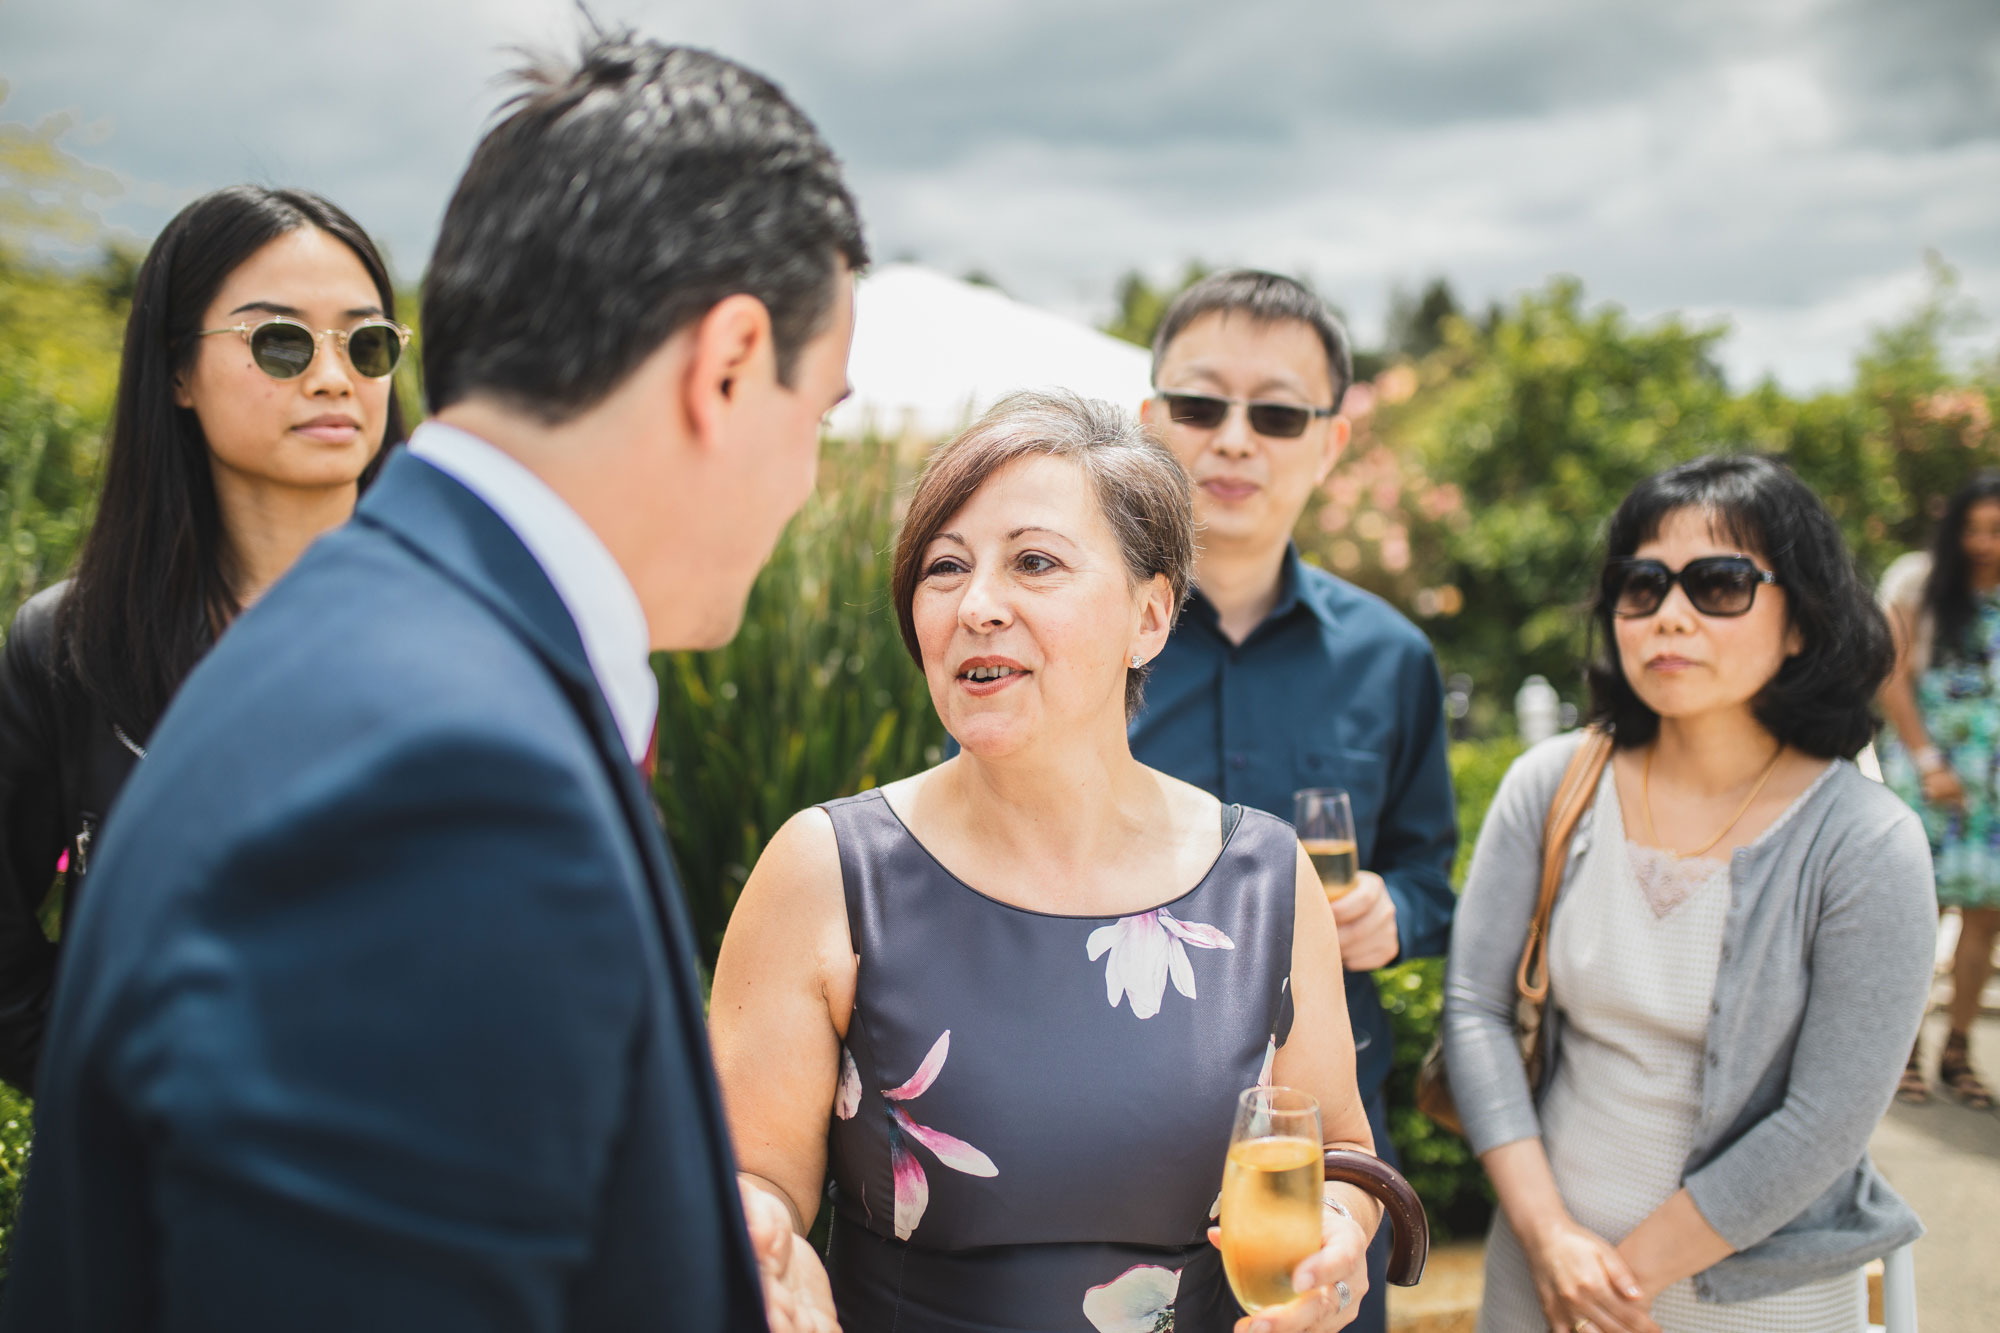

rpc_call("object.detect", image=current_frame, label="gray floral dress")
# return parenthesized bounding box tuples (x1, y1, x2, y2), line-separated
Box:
(820, 789, 1299, 1333)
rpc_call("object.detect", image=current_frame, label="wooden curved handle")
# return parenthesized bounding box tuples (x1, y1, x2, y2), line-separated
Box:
(1323, 1149, 1429, 1287)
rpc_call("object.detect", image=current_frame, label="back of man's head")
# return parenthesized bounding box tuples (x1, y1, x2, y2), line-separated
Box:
(422, 30, 868, 424)
(1152, 270, 1352, 411)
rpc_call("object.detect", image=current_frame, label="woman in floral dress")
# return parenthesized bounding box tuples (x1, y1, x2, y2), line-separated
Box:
(1879, 470, 2000, 1109)
(708, 393, 1388, 1333)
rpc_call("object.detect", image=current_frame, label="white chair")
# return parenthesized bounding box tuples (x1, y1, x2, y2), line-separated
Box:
(1870, 1242, 1918, 1333)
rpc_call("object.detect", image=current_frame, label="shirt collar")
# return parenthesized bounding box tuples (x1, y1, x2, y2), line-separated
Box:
(407, 422, 657, 763)
(1187, 543, 1340, 637)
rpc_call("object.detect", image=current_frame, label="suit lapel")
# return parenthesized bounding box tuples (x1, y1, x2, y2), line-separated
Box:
(355, 452, 763, 1312)
(354, 453, 694, 957)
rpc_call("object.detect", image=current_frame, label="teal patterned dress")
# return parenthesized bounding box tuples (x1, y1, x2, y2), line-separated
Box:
(1883, 589, 2000, 909)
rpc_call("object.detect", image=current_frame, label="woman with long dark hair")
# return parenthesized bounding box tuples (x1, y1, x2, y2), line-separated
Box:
(0, 186, 407, 1092)
(1878, 470, 2000, 1108)
(1446, 455, 1934, 1332)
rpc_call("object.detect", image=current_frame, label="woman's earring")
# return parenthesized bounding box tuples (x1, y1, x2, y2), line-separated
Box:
(1131, 654, 1144, 668)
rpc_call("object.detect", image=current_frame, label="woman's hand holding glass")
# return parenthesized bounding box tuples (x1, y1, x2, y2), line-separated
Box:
(1208, 1198, 1370, 1333)
(1211, 1087, 1373, 1333)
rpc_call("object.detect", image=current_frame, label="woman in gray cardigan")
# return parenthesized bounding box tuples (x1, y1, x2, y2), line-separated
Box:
(1444, 455, 1936, 1333)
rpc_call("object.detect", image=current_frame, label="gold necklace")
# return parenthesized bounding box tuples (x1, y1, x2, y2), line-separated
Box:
(1642, 742, 1785, 859)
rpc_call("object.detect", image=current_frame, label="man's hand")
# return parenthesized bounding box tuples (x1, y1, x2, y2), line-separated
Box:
(1331, 872, 1398, 972)
(740, 1179, 840, 1333)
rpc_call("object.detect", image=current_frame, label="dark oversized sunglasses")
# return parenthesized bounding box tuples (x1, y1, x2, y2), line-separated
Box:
(195, 316, 412, 380)
(1154, 390, 1338, 440)
(1605, 555, 1779, 618)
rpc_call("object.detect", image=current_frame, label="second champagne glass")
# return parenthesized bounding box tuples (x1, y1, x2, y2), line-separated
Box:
(1295, 788, 1358, 902)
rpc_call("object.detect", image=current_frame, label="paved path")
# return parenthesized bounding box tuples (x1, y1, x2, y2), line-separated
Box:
(1868, 1008, 2000, 1332)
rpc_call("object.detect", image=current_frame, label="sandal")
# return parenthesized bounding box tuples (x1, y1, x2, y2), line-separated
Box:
(1896, 1045, 1930, 1105)
(1940, 1032, 1995, 1111)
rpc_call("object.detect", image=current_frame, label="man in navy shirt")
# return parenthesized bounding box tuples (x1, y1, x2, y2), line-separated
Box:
(1131, 270, 1457, 1333)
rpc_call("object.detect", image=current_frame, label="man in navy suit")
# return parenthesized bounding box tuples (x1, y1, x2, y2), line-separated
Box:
(4, 33, 864, 1333)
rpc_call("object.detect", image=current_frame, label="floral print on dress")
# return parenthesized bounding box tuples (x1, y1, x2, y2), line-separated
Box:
(1083, 1263, 1180, 1333)
(879, 1030, 997, 1239)
(835, 1046, 862, 1120)
(1086, 909, 1235, 1019)
(1883, 589, 2000, 909)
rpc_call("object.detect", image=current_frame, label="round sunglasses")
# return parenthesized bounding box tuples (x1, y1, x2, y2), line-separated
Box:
(194, 316, 412, 381)
(1154, 390, 1337, 440)
(1605, 555, 1779, 619)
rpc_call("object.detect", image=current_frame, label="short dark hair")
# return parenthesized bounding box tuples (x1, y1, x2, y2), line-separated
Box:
(892, 391, 1194, 720)
(1151, 269, 1353, 412)
(60, 186, 406, 736)
(422, 30, 868, 424)
(1585, 453, 1891, 759)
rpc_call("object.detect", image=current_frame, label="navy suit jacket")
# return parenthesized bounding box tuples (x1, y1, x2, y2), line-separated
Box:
(2, 453, 766, 1331)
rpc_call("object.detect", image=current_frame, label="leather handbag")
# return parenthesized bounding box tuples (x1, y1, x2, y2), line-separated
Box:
(1414, 727, 1614, 1137)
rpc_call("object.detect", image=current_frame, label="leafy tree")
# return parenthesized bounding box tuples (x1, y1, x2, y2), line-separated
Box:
(1363, 279, 1742, 703)
(1101, 260, 1210, 349)
(0, 89, 125, 627)
(0, 83, 121, 247)
(1383, 277, 1461, 361)
(1300, 267, 1997, 721)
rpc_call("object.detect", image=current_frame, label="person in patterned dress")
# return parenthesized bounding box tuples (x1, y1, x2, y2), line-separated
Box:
(709, 392, 1393, 1333)
(1877, 470, 2000, 1109)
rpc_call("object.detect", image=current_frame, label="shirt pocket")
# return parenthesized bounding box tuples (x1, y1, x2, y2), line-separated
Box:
(1296, 741, 1386, 847)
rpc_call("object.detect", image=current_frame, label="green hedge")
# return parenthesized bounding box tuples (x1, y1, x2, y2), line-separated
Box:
(1374, 735, 1521, 1240)
(0, 1083, 27, 1282)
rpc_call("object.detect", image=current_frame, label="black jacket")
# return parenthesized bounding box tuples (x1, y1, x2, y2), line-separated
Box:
(0, 583, 140, 1094)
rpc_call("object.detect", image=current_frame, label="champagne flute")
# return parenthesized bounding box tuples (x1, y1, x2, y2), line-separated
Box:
(1295, 788, 1358, 902)
(1219, 1085, 1326, 1314)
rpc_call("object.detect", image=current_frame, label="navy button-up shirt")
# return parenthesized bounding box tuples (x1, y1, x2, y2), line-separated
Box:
(1129, 546, 1458, 1100)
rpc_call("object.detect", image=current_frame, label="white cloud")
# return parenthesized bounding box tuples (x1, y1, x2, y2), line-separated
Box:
(2, 0, 1994, 391)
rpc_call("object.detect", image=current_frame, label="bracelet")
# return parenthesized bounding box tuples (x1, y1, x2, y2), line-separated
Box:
(1914, 746, 1947, 775)
(1322, 1195, 1355, 1227)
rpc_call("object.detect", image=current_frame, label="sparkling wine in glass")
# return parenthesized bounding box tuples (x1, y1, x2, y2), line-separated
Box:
(1219, 1085, 1325, 1314)
(1295, 788, 1358, 902)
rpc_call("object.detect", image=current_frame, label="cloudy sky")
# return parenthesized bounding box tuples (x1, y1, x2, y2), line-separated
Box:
(7, 0, 1997, 390)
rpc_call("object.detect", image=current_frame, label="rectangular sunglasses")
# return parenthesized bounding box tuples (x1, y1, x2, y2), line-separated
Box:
(1605, 555, 1779, 618)
(1155, 391, 1337, 440)
(195, 315, 412, 381)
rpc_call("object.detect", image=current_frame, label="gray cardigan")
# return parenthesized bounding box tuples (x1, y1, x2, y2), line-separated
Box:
(1442, 731, 1937, 1303)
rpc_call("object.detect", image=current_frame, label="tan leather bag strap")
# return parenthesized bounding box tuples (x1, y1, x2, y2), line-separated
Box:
(1514, 728, 1615, 1005)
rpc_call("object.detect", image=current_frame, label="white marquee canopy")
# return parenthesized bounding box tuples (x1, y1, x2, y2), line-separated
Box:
(824, 264, 1154, 443)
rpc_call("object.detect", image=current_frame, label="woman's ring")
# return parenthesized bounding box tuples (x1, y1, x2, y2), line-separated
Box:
(1334, 1280, 1352, 1314)
(1574, 1321, 1597, 1332)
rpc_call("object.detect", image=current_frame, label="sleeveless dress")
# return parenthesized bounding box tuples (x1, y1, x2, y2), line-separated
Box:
(820, 789, 1300, 1333)
(1477, 766, 1866, 1332)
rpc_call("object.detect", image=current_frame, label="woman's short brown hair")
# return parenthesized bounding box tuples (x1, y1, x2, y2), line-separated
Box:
(891, 390, 1195, 719)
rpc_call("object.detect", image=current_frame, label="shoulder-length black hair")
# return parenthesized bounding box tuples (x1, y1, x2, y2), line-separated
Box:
(1920, 470, 2000, 665)
(1585, 453, 1892, 759)
(57, 185, 406, 737)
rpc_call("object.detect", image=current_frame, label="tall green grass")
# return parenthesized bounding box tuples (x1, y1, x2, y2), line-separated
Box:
(652, 432, 946, 962)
